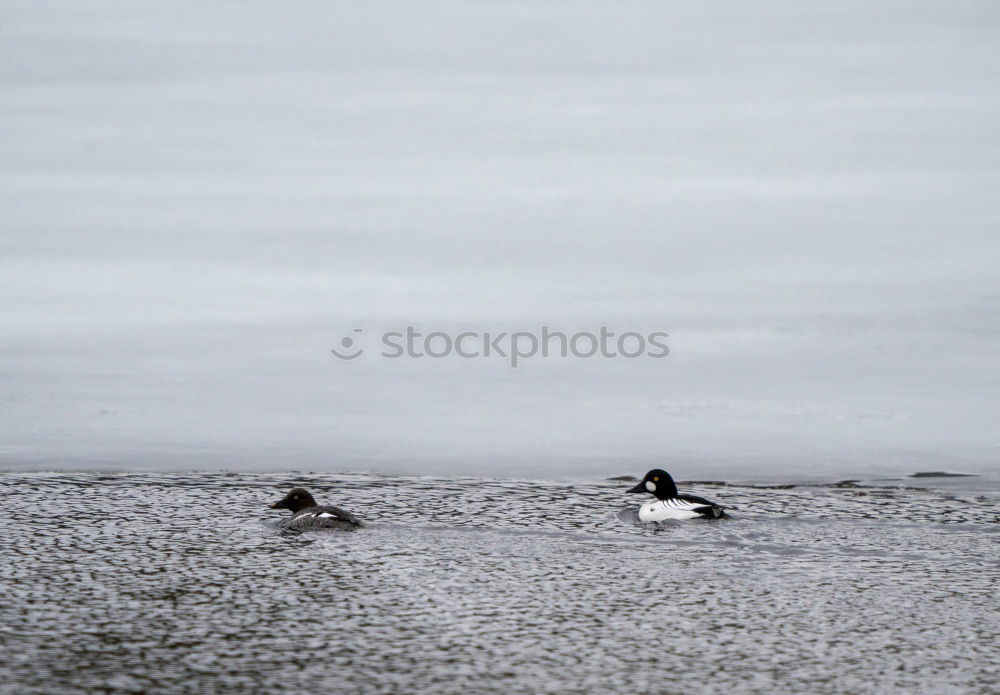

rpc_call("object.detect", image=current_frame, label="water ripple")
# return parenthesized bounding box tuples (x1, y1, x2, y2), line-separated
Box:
(0, 472, 997, 694)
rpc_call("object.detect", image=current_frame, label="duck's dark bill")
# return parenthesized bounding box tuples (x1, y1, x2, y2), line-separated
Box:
(626, 482, 647, 493)
(269, 499, 287, 509)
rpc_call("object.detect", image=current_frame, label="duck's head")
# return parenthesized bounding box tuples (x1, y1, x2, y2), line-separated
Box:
(269, 488, 317, 513)
(626, 469, 679, 500)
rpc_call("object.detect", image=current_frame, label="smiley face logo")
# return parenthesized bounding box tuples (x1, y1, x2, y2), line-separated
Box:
(331, 329, 364, 360)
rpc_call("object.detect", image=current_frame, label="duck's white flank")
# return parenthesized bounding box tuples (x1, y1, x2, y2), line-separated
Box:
(638, 498, 710, 521)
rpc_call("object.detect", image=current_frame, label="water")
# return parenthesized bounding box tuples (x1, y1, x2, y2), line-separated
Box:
(3, 1, 999, 477)
(2, 472, 997, 694)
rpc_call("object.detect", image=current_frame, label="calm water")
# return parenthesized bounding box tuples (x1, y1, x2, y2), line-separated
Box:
(1, 471, 997, 694)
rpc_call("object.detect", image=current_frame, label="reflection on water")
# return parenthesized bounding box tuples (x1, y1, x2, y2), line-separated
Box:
(1, 472, 997, 694)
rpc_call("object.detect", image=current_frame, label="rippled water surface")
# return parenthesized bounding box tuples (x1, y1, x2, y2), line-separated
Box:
(1, 472, 997, 694)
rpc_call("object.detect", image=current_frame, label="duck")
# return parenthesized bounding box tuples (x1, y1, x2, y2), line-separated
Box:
(626, 469, 726, 520)
(269, 487, 364, 531)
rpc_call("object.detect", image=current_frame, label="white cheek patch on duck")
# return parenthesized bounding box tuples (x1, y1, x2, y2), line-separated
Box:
(645, 480, 656, 493)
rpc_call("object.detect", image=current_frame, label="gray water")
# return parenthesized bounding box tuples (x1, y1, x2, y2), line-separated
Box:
(2, 472, 997, 694)
(3, 1, 999, 477)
